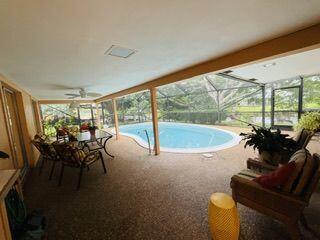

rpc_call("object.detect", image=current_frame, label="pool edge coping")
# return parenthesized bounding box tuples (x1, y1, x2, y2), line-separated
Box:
(114, 122, 242, 154)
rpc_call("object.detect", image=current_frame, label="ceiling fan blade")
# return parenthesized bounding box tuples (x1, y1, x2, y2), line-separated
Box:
(49, 84, 77, 90)
(65, 93, 80, 96)
(87, 92, 102, 97)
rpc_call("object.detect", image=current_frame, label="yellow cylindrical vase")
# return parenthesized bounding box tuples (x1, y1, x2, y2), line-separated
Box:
(208, 192, 240, 240)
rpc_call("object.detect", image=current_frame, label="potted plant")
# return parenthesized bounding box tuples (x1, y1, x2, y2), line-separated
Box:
(240, 125, 298, 166)
(80, 122, 90, 132)
(294, 111, 320, 133)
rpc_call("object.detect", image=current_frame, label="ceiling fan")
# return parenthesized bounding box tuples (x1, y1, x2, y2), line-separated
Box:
(65, 88, 102, 99)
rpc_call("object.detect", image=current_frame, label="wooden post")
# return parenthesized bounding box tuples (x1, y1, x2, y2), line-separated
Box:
(261, 85, 266, 127)
(150, 88, 160, 155)
(101, 102, 106, 126)
(95, 104, 101, 129)
(112, 99, 120, 140)
(33, 101, 43, 132)
(90, 104, 94, 126)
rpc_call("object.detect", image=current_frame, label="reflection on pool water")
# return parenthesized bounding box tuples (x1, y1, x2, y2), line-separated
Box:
(119, 122, 240, 153)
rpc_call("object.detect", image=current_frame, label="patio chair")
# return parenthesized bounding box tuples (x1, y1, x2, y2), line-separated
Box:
(231, 153, 320, 240)
(31, 138, 59, 180)
(56, 127, 70, 142)
(52, 142, 107, 190)
(293, 128, 314, 149)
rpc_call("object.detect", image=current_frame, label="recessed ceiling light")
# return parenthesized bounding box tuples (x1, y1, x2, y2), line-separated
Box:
(105, 45, 136, 58)
(263, 62, 276, 68)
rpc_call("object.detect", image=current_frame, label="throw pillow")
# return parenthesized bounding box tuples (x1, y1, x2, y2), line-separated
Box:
(253, 162, 296, 189)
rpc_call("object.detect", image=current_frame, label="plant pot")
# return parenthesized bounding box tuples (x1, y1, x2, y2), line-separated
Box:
(259, 151, 280, 166)
(278, 150, 291, 164)
(259, 151, 272, 164)
(271, 152, 282, 166)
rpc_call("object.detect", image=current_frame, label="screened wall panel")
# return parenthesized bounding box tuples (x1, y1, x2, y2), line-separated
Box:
(99, 100, 115, 128)
(157, 74, 262, 126)
(221, 88, 263, 126)
(115, 90, 154, 148)
(78, 104, 95, 125)
(303, 74, 320, 111)
(116, 90, 152, 126)
(40, 104, 79, 136)
(40, 103, 96, 136)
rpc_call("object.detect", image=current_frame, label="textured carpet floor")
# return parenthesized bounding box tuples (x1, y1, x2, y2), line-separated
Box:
(24, 127, 320, 240)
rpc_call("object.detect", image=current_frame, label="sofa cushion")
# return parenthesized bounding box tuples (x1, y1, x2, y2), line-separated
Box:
(283, 149, 315, 195)
(253, 162, 296, 189)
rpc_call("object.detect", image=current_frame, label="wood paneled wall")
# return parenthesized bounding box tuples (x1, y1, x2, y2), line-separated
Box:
(20, 92, 40, 166)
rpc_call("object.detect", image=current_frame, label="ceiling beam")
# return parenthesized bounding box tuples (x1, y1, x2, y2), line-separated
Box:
(38, 99, 94, 105)
(95, 23, 320, 103)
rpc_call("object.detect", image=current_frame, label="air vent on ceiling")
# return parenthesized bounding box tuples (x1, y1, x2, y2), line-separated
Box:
(105, 45, 136, 58)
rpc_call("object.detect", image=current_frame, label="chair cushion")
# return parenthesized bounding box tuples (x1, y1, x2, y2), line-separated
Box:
(57, 129, 68, 136)
(72, 148, 86, 162)
(283, 149, 315, 195)
(253, 162, 296, 189)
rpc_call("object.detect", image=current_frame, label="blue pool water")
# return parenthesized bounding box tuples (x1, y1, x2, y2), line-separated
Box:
(119, 122, 240, 153)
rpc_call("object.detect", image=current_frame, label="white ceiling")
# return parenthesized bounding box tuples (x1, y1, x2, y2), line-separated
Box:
(232, 48, 320, 83)
(0, 0, 320, 100)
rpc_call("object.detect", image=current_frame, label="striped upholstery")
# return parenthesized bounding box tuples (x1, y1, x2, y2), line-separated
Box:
(294, 129, 313, 149)
(283, 149, 315, 195)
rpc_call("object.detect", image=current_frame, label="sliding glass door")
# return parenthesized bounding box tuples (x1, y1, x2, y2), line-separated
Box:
(271, 86, 301, 129)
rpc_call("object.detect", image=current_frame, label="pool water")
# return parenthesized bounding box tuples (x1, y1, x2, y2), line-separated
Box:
(119, 122, 240, 153)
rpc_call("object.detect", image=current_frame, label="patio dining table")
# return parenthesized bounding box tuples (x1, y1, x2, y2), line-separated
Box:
(76, 130, 114, 158)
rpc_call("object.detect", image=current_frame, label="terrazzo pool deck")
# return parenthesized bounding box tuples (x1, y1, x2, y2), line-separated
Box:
(24, 126, 320, 240)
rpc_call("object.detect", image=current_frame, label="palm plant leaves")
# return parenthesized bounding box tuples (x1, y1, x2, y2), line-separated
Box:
(240, 124, 298, 154)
